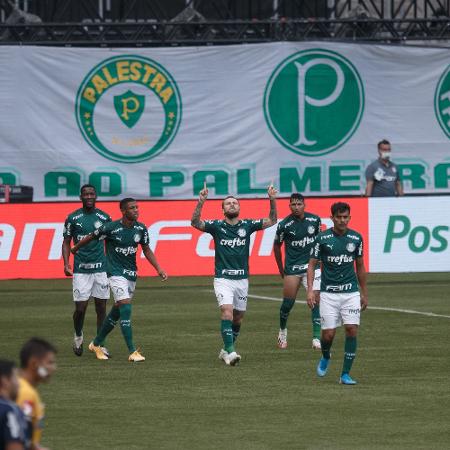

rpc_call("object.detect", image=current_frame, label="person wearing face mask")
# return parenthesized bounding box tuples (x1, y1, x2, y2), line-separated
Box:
(365, 139, 404, 197)
(16, 339, 57, 450)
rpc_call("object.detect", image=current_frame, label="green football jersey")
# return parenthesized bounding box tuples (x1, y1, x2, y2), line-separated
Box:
(63, 208, 111, 274)
(204, 219, 264, 279)
(93, 220, 149, 281)
(274, 212, 321, 275)
(312, 228, 364, 293)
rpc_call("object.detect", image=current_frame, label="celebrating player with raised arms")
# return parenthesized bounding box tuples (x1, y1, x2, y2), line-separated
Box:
(71, 198, 167, 362)
(191, 182, 277, 366)
(307, 202, 368, 385)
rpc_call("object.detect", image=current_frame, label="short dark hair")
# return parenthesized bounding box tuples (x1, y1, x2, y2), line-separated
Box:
(290, 193, 304, 202)
(222, 196, 239, 209)
(120, 197, 136, 210)
(0, 360, 15, 383)
(331, 202, 350, 216)
(20, 338, 56, 369)
(377, 139, 391, 149)
(80, 184, 96, 195)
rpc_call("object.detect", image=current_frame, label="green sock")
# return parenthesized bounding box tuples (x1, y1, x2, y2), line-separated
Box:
(342, 336, 357, 375)
(311, 304, 321, 339)
(119, 304, 136, 353)
(94, 307, 120, 346)
(232, 323, 241, 343)
(280, 298, 296, 330)
(321, 339, 332, 360)
(221, 320, 234, 353)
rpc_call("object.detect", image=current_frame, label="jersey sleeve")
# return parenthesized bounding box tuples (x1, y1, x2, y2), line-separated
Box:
(356, 235, 364, 258)
(315, 217, 322, 235)
(274, 222, 284, 244)
(63, 216, 73, 240)
(93, 222, 109, 240)
(1, 407, 24, 445)
(250, 219, 264, 233)
(311, 237, 322, 260)
(141, 227, 150, 246)
(365, 162, 376, 181)
(203, 220, 217, 235)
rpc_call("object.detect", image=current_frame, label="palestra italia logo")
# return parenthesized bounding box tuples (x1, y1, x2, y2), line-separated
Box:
(75, 55, 182, 163)
(264, 49, 364, 157)
(434, 64, 450, 139)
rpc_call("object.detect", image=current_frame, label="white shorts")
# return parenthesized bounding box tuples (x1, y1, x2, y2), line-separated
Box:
(109, 276, 136, 302)
(213, 278, 248, 312)
(319, 292, 361, 329)
(72, 272, 110, 302)
(299, 269, 321, 291)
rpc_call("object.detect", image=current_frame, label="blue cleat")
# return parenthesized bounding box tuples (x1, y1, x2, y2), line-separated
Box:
(339, 373, 357, 385)
(316, 357, 330, 377)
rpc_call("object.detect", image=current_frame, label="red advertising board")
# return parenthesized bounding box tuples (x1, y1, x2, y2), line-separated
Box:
(0, 198, 368, 279)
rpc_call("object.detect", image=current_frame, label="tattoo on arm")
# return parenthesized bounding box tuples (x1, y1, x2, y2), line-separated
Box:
(262, 198, 277, 229)
(191, 201, 206, 231)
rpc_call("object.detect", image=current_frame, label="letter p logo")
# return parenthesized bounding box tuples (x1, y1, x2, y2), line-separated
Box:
(264, 49, 364, 156)
(114, 90, 145, 128)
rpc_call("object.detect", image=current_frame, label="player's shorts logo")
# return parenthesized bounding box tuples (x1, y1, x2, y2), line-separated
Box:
(264, 49, 364, 156)
(434, 64, 450, 139)
(75, 55, 182, 163)
(237, 228, 247, 237)
(346, 242, 356, 252)
(307, 226, 315, 235)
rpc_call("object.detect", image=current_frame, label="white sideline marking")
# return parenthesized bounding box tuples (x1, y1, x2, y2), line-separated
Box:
(247, 293, 450, 319)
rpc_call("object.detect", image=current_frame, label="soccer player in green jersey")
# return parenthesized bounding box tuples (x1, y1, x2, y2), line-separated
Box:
(191, 182, 278, 366)
(307, 202, 368, 385)
(273, 193, 322, 350)
(71, 198, 168, 362)
(62, 184, 112, 357)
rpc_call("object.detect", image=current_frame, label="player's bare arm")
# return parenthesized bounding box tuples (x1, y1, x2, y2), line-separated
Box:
(142, 244, 168, 281)
(273, 241, 284, 278)
(306, 257, 318, 308)
(262, 184, 278, 229)
(191, 181, 208, 231)
(356, 257, 368, 310)
(62, 236, 73, 276)
(70, 233, 96, 254)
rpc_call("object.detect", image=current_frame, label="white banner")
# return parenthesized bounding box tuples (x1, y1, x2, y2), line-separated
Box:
(369, 197, 450, 272)
(0, 42, 449, 201)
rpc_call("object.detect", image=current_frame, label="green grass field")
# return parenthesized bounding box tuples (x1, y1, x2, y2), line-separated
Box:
(1, 274, 449, 450)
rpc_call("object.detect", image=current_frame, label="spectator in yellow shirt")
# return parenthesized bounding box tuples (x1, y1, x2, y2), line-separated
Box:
(16, 339, 56, 450)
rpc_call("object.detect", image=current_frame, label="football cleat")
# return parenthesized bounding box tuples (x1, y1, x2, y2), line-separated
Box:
(312, 338, 321, 350)
(316, 357, 330, 377)
(223, 351, 241, 366)
(101, 347, 111, 358)
(73, 333, 83, 357)
(88, 341, 108, 360)
(277, 329, 288, 349)
(128, 350, 145, 362)
(339, 374, 357, 385)
(218, 349, 228, 361)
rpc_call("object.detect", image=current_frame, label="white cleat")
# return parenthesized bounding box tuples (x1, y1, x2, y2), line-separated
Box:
(312, 338, 321, 350)
(277, 329, 288, 349)
(223, 351, 241, 366)
(101, 347, 111, 358)
(218, 349, 228, 361)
